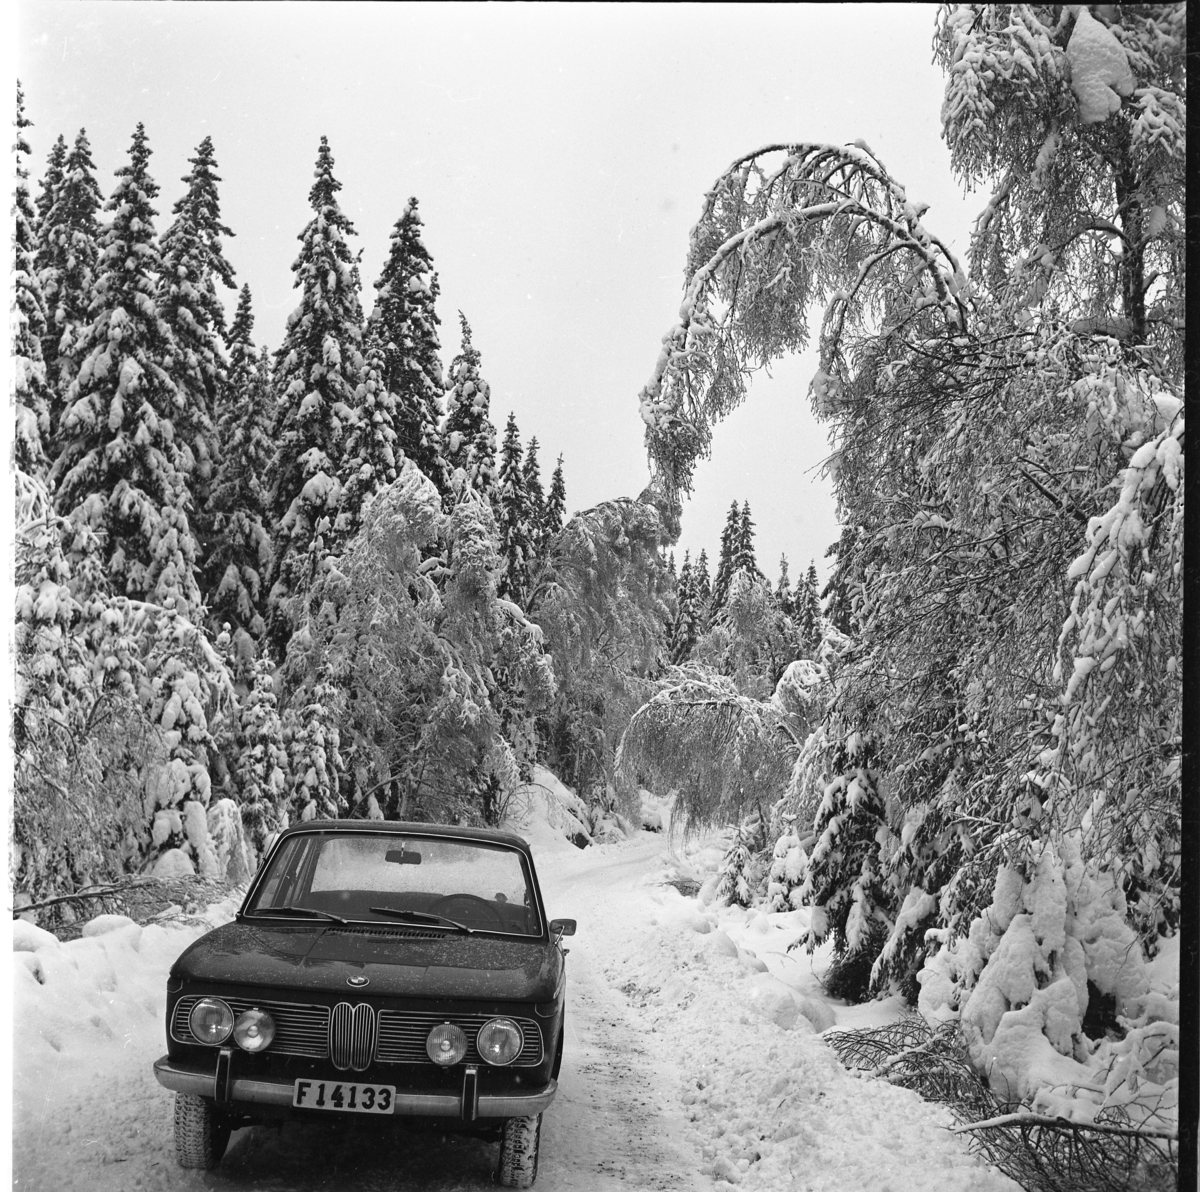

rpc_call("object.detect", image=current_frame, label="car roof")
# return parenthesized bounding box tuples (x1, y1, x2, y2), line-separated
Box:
(276, 819, 532, 853)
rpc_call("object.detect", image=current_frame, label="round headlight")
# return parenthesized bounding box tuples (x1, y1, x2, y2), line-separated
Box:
(189, 997, 234, 1045)
(233, 1007, 276, 1053)
(477, 1017, 523, 1066)
(426, 1022, 468, 1067)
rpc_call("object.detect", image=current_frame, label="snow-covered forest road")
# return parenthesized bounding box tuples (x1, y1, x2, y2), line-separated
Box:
(13, 806, 1018, 1192)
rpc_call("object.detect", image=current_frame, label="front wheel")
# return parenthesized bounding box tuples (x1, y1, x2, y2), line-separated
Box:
(497, 1113, 542, 1187)
(173, 1092, 231, 1169)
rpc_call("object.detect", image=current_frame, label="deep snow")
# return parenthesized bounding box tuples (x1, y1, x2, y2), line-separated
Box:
(11, 773, 1020, 1190)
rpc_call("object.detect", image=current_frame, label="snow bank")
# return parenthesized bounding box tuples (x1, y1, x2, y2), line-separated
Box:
(504, 764, 594, 855)
(12, 894, 242, 1189)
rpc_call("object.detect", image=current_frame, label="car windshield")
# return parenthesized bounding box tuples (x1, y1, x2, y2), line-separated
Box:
(244, 832, 541, 936)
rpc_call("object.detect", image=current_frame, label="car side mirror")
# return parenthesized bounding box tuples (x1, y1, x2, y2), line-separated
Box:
(549, 919, 576, 937)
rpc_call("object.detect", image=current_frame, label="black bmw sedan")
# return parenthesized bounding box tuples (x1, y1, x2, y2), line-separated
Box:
(153, 820, 575, 1187)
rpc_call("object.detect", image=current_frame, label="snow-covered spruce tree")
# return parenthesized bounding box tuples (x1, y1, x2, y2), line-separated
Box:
(142, 604, 236, 876)
(13, 83, 52, 476)
(36, 128, 105, 422)
(335, 336, 400, 543)
(531, 494, 673, 808)
(280, 670, 346, 823)
(495, 412, 533, 603)
(522, 435, 546, 549)
(796, 561, 822, 653)
(202, 286, 274, 642)
(369, 196, 447, 494)
(715, 807, 768, 908)
(797, 730, 891, 1002)
(33, 132, 65, 228)
(708, 500, 742, 617)
(267, 135, 365, 655)
(543, 453, 567, 540)
(229, 645, 290, 856)
(442, 313, 497, 504)
(693, 548, 712, 633)
(157, 134, 236, 527)
(51, 123, 202, 617)
(669, 551, 698, 663)
(733, 500, 761, 578)
(775, 555, 794, 619)
(638, 6, 1183, 1000)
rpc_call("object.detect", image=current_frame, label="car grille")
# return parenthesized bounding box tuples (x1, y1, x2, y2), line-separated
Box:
(376, 1011, 543, 1067)
(330, 1002, 377, 1072)
(172, 998, 543, 1067)
(172, 996, 330, 1057)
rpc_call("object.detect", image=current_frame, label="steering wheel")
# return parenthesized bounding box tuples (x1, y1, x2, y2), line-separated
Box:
(430, 893, 505, 926)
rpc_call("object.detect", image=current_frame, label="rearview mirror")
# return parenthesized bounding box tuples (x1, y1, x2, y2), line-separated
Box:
(549, 918, 576, 937)
(385, 849, 422, 865)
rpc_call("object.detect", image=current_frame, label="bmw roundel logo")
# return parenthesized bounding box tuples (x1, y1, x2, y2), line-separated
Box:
(347, 975, 369, 988)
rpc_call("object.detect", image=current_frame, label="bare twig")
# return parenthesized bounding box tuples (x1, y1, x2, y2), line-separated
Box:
(953, 1113, 1178, 1142)
(12, 879, 156, 917)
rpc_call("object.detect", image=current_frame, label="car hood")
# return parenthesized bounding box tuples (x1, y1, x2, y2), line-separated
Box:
(171, 921, 561, 1003)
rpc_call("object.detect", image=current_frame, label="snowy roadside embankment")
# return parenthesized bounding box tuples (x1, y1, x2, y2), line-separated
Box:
(13, 899, 242, 1190)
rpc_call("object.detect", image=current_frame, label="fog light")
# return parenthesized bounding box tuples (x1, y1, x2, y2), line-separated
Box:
(426, 1022, 468, 1066)
(233, 1007, 276, 1053)
(189, 997, 234, 1045)
(477, 1017, 523, 1066)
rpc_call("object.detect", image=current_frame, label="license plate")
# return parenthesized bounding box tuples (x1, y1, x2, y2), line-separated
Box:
(293, 1079, 395, 1114)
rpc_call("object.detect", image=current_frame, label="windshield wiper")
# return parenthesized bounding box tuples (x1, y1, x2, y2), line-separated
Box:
(253, 905, 348, 924)
(369, 907, 472, 934)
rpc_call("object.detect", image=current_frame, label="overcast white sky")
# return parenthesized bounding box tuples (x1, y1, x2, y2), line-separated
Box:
(16, 2, 984, 586)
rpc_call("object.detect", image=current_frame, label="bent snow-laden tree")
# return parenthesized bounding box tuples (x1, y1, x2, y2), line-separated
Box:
(636, 2, 1183, 1007)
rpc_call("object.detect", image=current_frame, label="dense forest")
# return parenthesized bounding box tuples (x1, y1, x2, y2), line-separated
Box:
(11, 3, 1184, 1175)
(10, 94, 824, 905)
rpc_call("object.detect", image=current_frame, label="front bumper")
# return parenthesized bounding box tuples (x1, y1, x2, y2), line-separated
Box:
(153, 1054, 557, 1120)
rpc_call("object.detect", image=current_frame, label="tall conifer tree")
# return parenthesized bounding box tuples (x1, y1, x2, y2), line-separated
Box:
(13, 84, 52, 476)
(336, 338, 400, 542)
(670, 551, 698, 663)
(51, 124, 201, 615)
(34, 133, 65, 228)
(442, 314, 496, 503)
(36, 129, 104, 411)
(735, 500, 760, 576)
(710, 500, 742, 615)
(157, 135, 236, 520)
(797, 560, 822, 651)
(369, 197, 446, 493)
(496, 412, 532, 603)
(776, 554, 794, 618)
(544, 455, 566, 539)
(268, 136, 364, 650)
(522, 435, 546, 549)
(694, 548, 712, 632)
(204, 286, 274, 641)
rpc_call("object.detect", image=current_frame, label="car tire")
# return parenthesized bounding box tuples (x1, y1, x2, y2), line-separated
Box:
(173, 1092, 231, 1169)
(497, 1113, 542, 1187)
